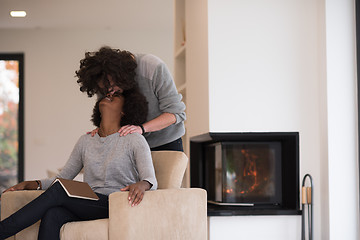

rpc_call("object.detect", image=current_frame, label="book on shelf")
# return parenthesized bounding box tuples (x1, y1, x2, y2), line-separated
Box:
(51, 178, 99, 201)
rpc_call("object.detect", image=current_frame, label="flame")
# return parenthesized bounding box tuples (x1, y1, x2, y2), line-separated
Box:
(224, 148, 263, 197)
(242, 150, 258, 192)
(228, 149, 260, 196)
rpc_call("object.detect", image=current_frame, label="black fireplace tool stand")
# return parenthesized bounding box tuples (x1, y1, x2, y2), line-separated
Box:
(301, 174, 313, 240)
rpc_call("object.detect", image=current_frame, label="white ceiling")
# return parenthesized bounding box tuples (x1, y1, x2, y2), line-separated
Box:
(0, 0, 173, 31)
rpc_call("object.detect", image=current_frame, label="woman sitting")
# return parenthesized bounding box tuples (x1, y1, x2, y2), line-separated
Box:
(0, 88, 157, 240)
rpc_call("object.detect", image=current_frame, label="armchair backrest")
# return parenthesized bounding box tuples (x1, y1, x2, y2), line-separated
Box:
(151, 151, 188, 189)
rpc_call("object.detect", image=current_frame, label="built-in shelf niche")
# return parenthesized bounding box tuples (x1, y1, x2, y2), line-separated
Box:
(174, 0, 189, 187)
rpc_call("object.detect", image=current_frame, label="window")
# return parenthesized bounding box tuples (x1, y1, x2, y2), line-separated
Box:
(0, 54, 24, 193)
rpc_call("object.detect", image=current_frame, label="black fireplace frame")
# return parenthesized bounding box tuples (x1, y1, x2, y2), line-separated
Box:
(190, 132, 301, 216)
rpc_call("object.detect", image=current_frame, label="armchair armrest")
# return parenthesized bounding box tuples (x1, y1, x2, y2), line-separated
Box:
(1, 190, 45, 240)
(109, 188, 207, 240)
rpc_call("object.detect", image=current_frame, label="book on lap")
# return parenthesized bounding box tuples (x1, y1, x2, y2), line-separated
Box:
(51, 178, 99, 201)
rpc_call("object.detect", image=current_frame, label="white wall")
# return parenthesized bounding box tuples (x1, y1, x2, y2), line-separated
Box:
(207, 0, 321, 238)
(206, 0, 359, 239)
(209, 216, 301, 240)
(325, 0, 360, 239)
(0, 27, 173, 180)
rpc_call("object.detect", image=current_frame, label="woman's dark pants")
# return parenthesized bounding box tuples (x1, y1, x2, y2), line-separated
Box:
(0, 182, 108, 240)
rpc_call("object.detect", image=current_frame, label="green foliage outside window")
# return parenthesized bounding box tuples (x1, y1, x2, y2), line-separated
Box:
(0, 60, 19, 192)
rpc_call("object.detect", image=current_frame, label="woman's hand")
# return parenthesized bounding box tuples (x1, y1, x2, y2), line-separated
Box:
(120, 181, 151, 207)
(2, 181, 37, 194)
(87, 128, 99, 137)
(118, 125, 143, 137)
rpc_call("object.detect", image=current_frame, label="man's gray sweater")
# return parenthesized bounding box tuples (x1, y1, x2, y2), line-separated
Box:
(135, 54, 186, 148)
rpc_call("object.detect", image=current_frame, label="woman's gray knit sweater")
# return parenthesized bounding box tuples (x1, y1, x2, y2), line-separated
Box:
(40, 133, 157, 195)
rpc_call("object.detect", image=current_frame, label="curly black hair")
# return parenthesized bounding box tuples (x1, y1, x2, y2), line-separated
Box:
(76, 46, 137, 97)
(91, 88, 148, 127)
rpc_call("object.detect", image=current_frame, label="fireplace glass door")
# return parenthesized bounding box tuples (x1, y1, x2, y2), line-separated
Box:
(205, 142, 282, 206)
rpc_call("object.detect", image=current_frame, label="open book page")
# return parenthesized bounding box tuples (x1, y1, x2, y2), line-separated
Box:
(51, 178, 99, 201)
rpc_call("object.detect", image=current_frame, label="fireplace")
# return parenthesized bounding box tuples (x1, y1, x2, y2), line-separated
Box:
(190, 132, 300, 215)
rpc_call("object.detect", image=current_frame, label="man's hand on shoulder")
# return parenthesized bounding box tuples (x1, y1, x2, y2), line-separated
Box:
(118, 125, 143, 137)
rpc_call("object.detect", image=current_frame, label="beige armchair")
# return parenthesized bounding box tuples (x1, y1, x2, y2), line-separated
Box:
(1, 151, 207, 240)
